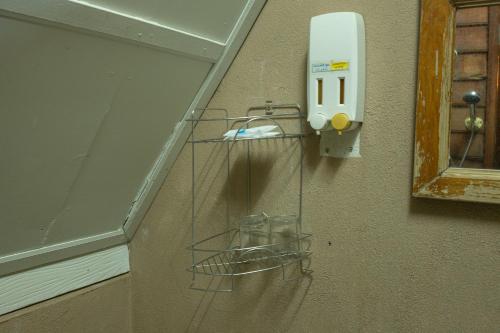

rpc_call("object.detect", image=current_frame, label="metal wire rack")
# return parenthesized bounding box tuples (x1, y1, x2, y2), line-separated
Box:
(187, 102, 311, 292)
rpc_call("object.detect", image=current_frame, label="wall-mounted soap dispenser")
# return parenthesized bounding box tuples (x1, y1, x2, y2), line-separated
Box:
(307, 12, 365, 158)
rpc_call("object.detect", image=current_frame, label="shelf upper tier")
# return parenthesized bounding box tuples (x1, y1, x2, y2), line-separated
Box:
(186, 107, 306, 144)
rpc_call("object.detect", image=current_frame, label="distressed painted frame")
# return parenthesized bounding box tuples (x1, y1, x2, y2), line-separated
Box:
(413, 0, 500, 204)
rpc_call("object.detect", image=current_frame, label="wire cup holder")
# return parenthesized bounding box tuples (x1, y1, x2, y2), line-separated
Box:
(187, 102, 311, 292)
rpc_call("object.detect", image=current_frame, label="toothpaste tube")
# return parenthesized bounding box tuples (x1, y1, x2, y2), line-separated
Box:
(223, 125, 280, 140)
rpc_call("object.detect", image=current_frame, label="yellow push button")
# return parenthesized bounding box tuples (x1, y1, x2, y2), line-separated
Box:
(331, 113, 351, 135)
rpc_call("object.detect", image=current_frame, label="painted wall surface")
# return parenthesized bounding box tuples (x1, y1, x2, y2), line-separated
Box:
(0, 275, 131, 333)
(130, 0, 500, 332)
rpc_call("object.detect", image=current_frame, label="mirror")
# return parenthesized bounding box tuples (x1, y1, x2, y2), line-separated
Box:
(413, 0, 500, 204)
(450, 5, 500, 169)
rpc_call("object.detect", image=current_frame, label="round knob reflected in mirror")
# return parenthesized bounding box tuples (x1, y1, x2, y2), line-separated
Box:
(463, 91, 481, 105)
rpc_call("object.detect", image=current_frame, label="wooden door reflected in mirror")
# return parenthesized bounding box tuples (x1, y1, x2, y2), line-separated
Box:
(450, 5, 500, 169)
(413, 0, 500, 204)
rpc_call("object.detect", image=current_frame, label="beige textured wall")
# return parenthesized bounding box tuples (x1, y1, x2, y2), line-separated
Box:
(0, 275, 131, 333)
(130, 0, 500, 332)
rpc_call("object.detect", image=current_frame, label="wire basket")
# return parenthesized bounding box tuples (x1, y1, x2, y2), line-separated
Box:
(187, 102, 311, 292)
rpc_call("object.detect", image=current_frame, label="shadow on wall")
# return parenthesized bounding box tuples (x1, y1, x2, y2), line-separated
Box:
(198, 138, 310, 225)
(185, 269, 313, 333)
(303, 133, 345, 173)
(409, 196, 500, 226)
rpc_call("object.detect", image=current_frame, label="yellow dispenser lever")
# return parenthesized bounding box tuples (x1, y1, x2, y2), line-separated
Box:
(331, 113, 351, 135)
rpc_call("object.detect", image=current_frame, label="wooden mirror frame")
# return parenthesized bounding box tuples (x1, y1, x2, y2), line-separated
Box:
(413, 0, 500, 204)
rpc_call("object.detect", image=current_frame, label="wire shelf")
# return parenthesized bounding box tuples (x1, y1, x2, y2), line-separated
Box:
(189, 232, 312, 277)
(187, 102, 311, 292)
(188, 133, 304, 144)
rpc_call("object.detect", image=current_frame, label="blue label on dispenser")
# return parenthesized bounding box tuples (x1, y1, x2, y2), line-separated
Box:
(312, 63, 330, 73)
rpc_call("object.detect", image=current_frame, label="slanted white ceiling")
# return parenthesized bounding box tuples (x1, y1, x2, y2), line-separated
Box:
(0, 0, 266, 276)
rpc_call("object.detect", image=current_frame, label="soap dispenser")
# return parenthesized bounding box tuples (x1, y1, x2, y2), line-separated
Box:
(307, 12, 365, 157)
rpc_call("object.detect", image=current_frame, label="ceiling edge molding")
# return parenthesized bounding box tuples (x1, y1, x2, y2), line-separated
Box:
(0, 0, 223, 62)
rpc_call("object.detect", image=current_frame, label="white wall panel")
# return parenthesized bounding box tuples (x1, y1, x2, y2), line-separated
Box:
(0, 16, 211, 256)
(0, 0, 265, 278)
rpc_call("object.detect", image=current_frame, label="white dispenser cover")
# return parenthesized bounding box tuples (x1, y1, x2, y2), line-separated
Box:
(307, 12, 365, 131)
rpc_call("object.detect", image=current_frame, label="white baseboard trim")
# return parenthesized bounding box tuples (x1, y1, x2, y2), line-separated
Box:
(0, 245, 130, 316)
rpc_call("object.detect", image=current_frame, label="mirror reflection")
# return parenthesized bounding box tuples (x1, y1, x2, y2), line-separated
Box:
(450, 5, 500, 168)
